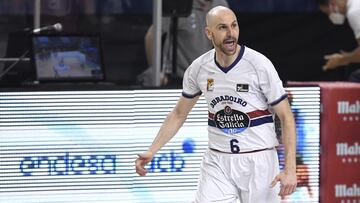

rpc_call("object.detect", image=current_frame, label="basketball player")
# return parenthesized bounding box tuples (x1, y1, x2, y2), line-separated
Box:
(135, 6, 297, 203)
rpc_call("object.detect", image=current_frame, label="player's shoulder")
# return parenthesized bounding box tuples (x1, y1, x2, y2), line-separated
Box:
(242, 46, 274, 70)
(243, 46, 269, 61)
(187, 49, 215, 72)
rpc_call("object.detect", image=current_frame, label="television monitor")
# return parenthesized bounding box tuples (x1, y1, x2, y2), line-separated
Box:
(30, 34, 105, 82)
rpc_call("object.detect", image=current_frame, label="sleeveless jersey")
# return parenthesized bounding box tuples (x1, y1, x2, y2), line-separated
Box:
(182, 45, 287, 153)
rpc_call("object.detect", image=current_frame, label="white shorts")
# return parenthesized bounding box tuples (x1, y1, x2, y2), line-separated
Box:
(193, 148, 281, 203)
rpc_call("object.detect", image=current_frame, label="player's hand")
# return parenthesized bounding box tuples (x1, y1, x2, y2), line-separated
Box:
(270, 170, 297, 199)
(135, 151, 154, 176)
(323, 52, 349, 71)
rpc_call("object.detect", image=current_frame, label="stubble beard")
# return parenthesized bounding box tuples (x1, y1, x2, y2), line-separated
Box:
(220, 45, 237, 56)
(214, 37, 238, 56)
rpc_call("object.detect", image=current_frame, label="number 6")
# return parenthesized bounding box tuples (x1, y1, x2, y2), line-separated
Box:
(230, 139, 240, 153)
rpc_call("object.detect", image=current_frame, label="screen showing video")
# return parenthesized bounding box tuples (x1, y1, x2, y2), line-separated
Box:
(31, 35, 104, 81)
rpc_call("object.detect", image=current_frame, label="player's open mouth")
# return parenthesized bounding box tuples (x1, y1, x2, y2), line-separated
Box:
(224, 39, 236, 49)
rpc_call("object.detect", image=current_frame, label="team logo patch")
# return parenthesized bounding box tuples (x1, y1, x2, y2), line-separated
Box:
(207, 78, 214, 91)
(236, 84, 249, 92)
(214, 106, 250, 134)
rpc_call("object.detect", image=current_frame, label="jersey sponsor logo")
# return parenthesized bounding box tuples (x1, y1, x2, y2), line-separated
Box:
(236, 84, 249, 92)
(208, 109, 274, 134)
(207, 78, 214, 91)
(213, 106, 250, 134)
(210, 95, 247, 108)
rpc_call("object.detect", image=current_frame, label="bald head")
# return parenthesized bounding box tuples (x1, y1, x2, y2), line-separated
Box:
(204, 6, 239, 57)
(206, 6, 237, 27)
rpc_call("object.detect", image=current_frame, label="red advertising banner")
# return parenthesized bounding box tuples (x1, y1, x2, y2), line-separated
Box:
(319, 82, 360, 203)
(288, 81, 360, 203)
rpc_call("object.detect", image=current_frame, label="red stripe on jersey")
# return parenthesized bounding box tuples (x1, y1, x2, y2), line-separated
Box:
(208, 109, 271, 120)
(247, 109, 271, 118)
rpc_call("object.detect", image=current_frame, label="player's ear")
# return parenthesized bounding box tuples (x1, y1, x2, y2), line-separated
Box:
(205, 27, 212, 40)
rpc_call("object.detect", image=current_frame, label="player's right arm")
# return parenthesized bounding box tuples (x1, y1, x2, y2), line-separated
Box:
(135, 95, 200, 176)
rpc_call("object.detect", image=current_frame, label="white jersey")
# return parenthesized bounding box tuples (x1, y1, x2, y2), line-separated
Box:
(182, 45, 287, 153)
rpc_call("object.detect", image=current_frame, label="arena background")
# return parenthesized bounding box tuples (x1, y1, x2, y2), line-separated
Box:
(0, 1, 359, 203)
(0, 0, 357, 85)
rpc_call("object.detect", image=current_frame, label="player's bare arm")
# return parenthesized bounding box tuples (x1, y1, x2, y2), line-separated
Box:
(270, 98, 297, 198)
(135, 95, 200, 176)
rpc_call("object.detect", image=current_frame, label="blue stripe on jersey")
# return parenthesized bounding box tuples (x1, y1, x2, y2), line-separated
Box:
(214, 45, 245, 73)
(208, 115, 273, 128)
(182, 91, 202, 99)
(269, 93, 288, 106)
(249, 115, 273, 127)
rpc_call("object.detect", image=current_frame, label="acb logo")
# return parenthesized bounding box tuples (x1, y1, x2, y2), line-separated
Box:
(147, 138, 196, 173)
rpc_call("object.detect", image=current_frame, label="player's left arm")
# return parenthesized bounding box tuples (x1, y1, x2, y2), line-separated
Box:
(270, 98, 297, 198)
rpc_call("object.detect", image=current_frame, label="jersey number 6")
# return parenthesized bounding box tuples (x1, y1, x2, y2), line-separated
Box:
(230, 139, 240, 153)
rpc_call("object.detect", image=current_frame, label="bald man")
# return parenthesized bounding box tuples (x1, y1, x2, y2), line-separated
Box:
(135, 6, 297, 203)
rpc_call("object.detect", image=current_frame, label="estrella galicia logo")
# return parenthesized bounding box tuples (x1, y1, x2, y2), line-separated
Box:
(147, 138, 195, 173)
(214, 106, 250, 134)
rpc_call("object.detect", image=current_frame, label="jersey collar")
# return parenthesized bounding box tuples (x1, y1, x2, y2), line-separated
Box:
(214, 45, 245, 74)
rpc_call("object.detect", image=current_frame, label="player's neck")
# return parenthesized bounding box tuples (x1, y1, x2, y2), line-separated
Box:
(215, 45, 240, 68)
